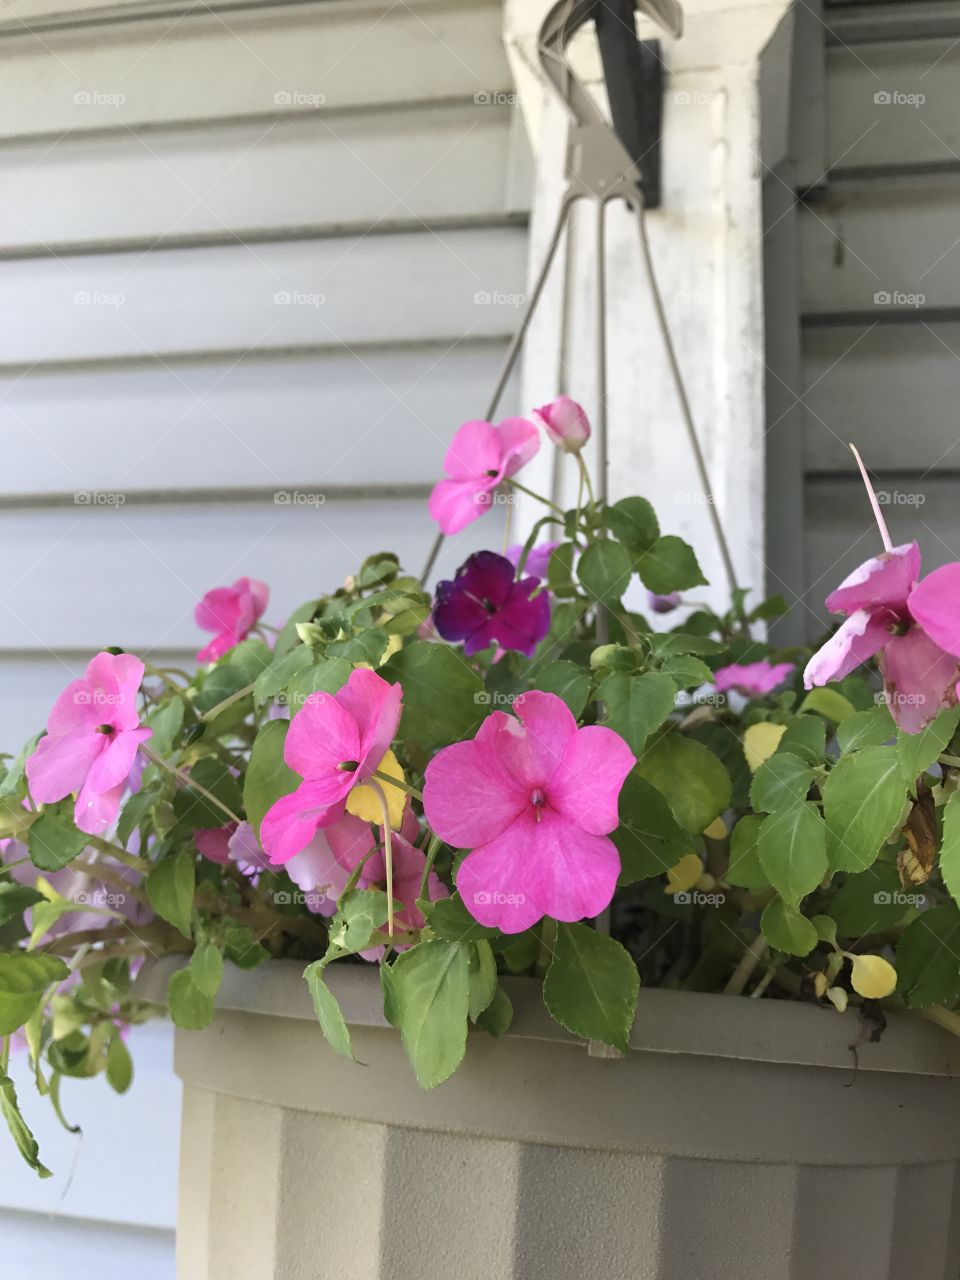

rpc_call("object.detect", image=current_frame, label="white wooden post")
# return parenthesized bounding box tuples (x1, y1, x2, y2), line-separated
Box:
(504, 0, 795, 614)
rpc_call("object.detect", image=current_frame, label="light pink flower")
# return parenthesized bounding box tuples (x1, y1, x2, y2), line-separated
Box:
(532, 395, 591, 453)
(195, 577, 269, 663)
(714, 660, 795, 697)
(260, 669, 403, 865)
(283, 812, 374, 912)
(26, 652, 152, 836)
(423, 691, 634, 933)
(428, 418, 539, 535)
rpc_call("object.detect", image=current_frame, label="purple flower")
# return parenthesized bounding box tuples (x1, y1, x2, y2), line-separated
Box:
(506, 541, 560, 583)
(433, 551, 550, 658)
(647, 591, 681, 614)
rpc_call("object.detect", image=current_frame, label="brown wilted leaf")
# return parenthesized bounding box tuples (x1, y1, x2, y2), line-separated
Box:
(898, 788, 938, 887)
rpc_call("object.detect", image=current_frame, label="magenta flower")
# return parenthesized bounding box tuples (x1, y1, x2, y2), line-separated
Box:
(195, 576, 269, 663)
(801, 449, 960, 732)
(714, 660, 795, 697)
(532, 395, 591, 453)
(428, 417, 539, 535)
(357, 833, 449, 961)
(648, 591, 681, 614)
(506, 541, 560, 582)
(26, 652, 152, 836)
(260, 669, 402, 864)
(423, 691, 635, 933)
(433, 551, 550, 658)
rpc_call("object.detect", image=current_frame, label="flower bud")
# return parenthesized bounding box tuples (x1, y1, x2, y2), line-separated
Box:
(647, 591, 681, 614)
(533, 396, 591, 453)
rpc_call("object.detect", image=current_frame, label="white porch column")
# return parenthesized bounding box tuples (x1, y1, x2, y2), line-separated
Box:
(504, 0, 795, 614)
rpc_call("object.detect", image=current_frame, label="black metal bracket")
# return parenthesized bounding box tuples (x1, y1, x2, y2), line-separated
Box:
(594, 1, 664, 207)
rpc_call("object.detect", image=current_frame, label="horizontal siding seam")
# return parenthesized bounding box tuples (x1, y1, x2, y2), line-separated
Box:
(0, 485, 433, 510)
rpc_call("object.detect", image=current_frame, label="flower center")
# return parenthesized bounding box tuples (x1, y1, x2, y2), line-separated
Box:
(890, 619, 911, 637)
(484, 469, 499, 478)
(531, 788, 546, 823)
(95, 724, 114, 735)
(337, 759, 360, 772)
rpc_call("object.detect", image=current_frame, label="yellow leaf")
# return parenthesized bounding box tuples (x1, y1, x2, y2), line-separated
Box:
(813, 972, 828, 999)
(346, 750, 407, 829)
(826, 986, 848, 1013)
(665, 853, 702, 896)
(850, 954, 897, 1000)
(703, 817, 727, 840)
(378, 635, 403, 667)
(742, 722, 787, 773)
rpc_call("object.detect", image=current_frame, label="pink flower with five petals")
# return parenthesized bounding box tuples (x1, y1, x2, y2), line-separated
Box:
(423, 691, 635, 933)
(195, 577, 269, 663)
(26, 652, 152, 836)
(428, 418, 539, 535)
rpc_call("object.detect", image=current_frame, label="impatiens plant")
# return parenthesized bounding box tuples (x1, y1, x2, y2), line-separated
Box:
(5, 415, 960, 1175)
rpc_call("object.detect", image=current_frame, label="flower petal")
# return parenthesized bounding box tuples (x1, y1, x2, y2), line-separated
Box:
(422, 728, 526, 848)
(496, 690, 577, 788)
(338, 670, 402, 776)
(825, 542, 920, 617)
(550, 725, 636, 835)
(261, 783, 346, 864)
(803, 610, 890, 689)
(880, 628, 960, 733)
(442, 420, 504, 481)
(427, 477, 495, 535)
(86, 727, 151, 793)
(284, 690, 361, 783)
(496, 417, 541, 476)
(907, 563, 960, 659)
(26, 731, 105, 804)
(74, 778, 125, 836)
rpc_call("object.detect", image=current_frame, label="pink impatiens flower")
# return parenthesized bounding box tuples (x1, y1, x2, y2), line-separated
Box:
(803, 449, 960, 732)
(195, 576, 269, 663)
(428, 417, 539, 535)
(714, 660, 795, 697)
(423, 691, 635, 933)
(260, 669, 403, 864)
(26, 652, 152, 836)
(532, 395, 591, 454)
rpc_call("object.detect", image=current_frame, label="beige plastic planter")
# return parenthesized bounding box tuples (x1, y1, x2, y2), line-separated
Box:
(140, 957, 960, 1280)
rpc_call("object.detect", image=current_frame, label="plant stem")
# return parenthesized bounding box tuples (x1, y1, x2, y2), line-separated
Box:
(507, 478, 565, 516)
(86, 836, 149, 873)
(723, 934, 769, 996)
(940, 754, 960, 770)
(371, 769, 422, 802)
(750, 966, 776, 999)
(368, 780, 395, 941)
(576, 452, 596, 511)
(141, 744, 242, 825)
(200, 681, 256, 722)
(915, 1004, 960, 1038)
(418, 833, 442, 901)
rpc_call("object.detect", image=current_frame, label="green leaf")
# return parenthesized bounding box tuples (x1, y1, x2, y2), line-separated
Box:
(823, 746, 907, 872)
(601, 672, 676, 755)
(172, 756, 242, 830)
(635, 535, 707, 595)
(896, 905, 960, 1008)
(798, 687, 855, 724)
(222, 921, 270, 970)
(577, 539, 634, 607)
(648, 633, 726, 658)
(750, 753, 814, 813)
(382, 642, 486, 750)
(757, 803, 827, 907)
(657, 654, 713, 691)
(286, 656, 352, 709)
(0, 952, 69, 1035)
(167, 968, 215, 1029)
(531, 660, 591, 718)
(189, 942, 224, 998)
(777, 715, 826, 766)
(0, 1069, 52, 1177)
(117, 783, 163, 847)
(27, 805, 87, 872)
(326, 889, 392, 957)
(547, 543, 579, 598)
(274, 599, 321, 659)
(828, 864, 911, 938)
(837, 705, 896, 754)
(145, 697, 185, 756)
(725, 815, 769, 890)
(327, 629, 389, 665)
(634, 730, 732, 834)
(146, 849, 195, 938)
(760, 899, 818, 957)
(898, 706, 960, 785)
(192, 664, 251, 717)
(304, 961, 355, 1061)
(613, 772, 689, 883)
(105, 1034, 133, 1094)
(939, 789, 960, 910)
(475, 985, 513, 1038)
(390, 940, 471, 1088)
(0, 884, 43, 928)
(0, 796, 36, 839)
(244, 720, 298, 840)
(603, 497, 659, 553)
(0, 735, 40, 799)
(422, 894, 501, 943)
(253, 645, 314, 706)
(542, 923, 639, 1053)
(468, 940, 498, 1021)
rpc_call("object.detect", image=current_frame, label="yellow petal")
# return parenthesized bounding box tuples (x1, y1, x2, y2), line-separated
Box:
(703, 817, 727, 840)
(346, 749, 407, 829)
(826, 986, 849, 1013)
(850, 954, 897, 1000)
(665, 853, 703, 895)
(743, 722, 787, 773)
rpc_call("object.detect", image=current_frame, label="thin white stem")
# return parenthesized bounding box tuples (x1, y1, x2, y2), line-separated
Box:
(368, 780, 395, 941)
(850, 442, 893, 552)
